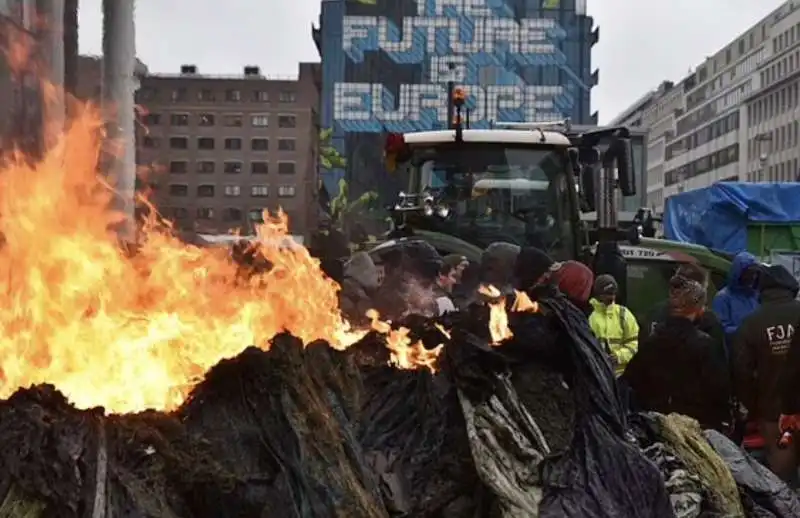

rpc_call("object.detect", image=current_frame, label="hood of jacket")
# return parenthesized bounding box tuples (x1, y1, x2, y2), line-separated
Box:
(589, 297, 611, 313)
(344, 251, 381, 291)
(760, 264, 799, 302)
(727, 251, 758, 293)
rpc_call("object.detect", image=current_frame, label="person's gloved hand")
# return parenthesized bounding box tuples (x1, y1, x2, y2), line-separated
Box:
(779, 414, 800, 433)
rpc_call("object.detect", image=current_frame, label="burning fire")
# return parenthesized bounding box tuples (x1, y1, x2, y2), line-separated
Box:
(0, 103, 378, 413)
(478, 285, 539, 343)
(367, 310, 443, 372)
(0, 69, 541, 413)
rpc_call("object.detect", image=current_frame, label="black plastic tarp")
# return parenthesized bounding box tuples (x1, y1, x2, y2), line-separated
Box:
(359, 286, 675, 517)
(705, 430, 800, 517)
(525, 290, 673, 518)
(180, 336, 388, 518)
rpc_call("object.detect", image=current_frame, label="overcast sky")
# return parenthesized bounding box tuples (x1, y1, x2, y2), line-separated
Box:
(78, 0, 782, 123)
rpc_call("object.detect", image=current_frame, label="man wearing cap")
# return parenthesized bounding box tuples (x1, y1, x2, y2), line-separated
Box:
(622, 274, 730, 431)
(589, 274, 640, 376)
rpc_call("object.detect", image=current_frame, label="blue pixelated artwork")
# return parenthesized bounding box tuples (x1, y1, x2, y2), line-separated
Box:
(332, 0, 586, 133)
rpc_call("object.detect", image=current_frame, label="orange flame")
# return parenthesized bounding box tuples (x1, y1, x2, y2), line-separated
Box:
(478, 285, 512, 344)
(367, 309, 443, 371)
(478, 285, 538, 344)
(0, 102, 387, 413)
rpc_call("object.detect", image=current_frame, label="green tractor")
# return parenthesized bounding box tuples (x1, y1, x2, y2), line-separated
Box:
(376, 87, 731, 319)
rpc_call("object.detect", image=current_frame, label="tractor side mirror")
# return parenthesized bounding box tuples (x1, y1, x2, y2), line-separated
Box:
(578, 147, 599, 212)
(580, 165, 596, 212)
(613, 138, 636, 197)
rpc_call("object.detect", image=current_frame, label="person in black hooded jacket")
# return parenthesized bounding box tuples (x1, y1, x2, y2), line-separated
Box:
(622, 274, 731, 432)
(734, 264, 800, 482)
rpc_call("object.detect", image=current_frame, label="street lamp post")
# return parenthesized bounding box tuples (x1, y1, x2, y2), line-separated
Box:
(101, 0, 137, 241)
(754, 132, 773, 181)
(40, 0, 65, 146)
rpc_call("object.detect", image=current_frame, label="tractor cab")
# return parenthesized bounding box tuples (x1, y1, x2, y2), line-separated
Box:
(386, 123, 579, 261)
(385, 84, 635, 271)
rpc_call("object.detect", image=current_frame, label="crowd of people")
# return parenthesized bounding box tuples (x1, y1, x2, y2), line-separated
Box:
(333, 240, 800, 486)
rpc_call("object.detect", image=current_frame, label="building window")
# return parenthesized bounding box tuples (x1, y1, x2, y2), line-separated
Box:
(251, 161, 269, 174)
(196, 160, 215, 173)
(198, 113, 215, 126)
(253, 91, 269, 102)
(225, 89, 241, 102)
(279, 91, 296, 103)
(251, 185, 269, 197)
(198, 137, 215, 150)
(143, 113, 161, 125)
(196, 207, 214, 219)
(170, 113, 189, 126)
(278, 161, 295, 174)
(224, 161, 243, 174)
(278, 138, 296, 151)
(251, 138, 269, 151)
(198, 89, 215, 101)
(138, 87, 157, 101)
(197, 184, 215, 197)
(171, 88, 187, 102)
(169, 137, 188, 149)
(223, 114, 243, 127)
(170, 207, 188, 219)
(278, 115, 296, 128)
(169, 184, 189, 196)
(169, 160, 188, 174)
(224, 138, 242, 150)
(278, 185, 296, 197)
(143, 136, 160, 148)
(251, 114, 269, 127)
(248, 208, 264, 222)
(223, 208, 243, 221)
(224, 185, 241, 197)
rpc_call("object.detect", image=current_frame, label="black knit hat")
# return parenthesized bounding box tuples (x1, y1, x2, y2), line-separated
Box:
(513, 247, 555, 290)
(401, 240, 443, 280)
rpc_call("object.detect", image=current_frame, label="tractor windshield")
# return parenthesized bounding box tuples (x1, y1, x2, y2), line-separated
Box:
(409, 143, 575, 257)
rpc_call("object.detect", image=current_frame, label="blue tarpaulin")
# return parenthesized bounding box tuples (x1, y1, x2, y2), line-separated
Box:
(663, 182, 800, 253)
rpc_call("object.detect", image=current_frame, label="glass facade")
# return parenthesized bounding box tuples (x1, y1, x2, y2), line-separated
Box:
(317, 0, 598, 199)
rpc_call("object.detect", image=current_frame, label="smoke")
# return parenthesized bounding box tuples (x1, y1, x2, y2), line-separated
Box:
(398, 276, 438, 318)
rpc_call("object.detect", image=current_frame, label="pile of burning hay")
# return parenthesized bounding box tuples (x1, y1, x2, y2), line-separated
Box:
(0, 334, 382, 518)
(0, 292, 651, 518)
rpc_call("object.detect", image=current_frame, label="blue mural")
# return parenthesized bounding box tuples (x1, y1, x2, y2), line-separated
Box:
(316, 0, 597, 194)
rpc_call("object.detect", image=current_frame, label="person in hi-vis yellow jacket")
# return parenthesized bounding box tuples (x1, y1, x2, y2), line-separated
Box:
(589, 274, 640, 376)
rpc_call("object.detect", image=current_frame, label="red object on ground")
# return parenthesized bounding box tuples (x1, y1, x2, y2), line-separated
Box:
(778, 431, 793, 449)
(743, 420, 765, 449)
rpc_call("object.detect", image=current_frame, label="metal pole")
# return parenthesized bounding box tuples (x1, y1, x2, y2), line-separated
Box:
(446, 81, 454, 130)
(63, 0, 79, 101)
(39, 0, 65, 147)
(102, 0, 136, 241)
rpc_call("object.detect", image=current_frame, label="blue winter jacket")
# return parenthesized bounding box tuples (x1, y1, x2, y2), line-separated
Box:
(712, 251, 760, 338)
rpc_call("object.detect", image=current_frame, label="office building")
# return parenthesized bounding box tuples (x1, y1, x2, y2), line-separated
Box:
(314, 0, 599, 199)
(611, 1, 800, 213)
(134, 63, 321, 238)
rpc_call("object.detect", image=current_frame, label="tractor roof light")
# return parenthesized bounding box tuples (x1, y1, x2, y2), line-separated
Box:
(384, 133, 410, 172)
(452, 87, 466, 107)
